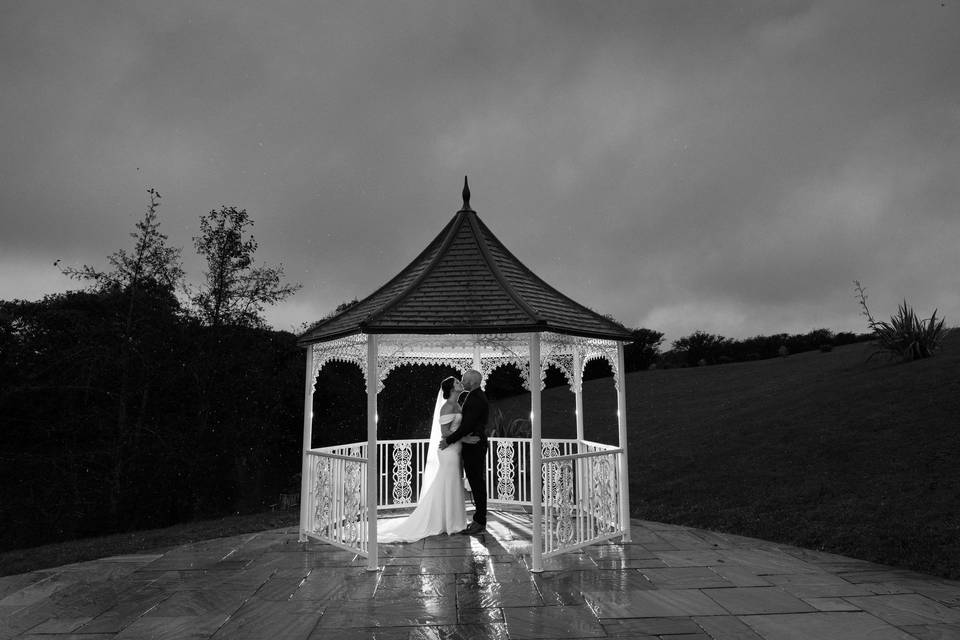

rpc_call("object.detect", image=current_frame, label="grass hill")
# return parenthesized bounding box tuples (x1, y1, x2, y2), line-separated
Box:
(492, 333, 960, 580)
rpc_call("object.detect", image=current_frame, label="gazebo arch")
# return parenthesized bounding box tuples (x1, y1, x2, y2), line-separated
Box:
(297, 178, 634, 572)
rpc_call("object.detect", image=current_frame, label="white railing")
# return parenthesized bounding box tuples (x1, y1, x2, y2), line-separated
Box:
(303, 444, 368, 556)
(304, 436, 623, 559)
(376, 439, 432, 510)
(371, 437, 582, 509)
(487, 438, 579, 506)
(488, 438, 531, 504)
(542, 440, 623, 557)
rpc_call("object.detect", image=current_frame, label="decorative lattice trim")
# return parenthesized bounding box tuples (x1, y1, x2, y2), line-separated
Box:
(308, 332, 623, 393)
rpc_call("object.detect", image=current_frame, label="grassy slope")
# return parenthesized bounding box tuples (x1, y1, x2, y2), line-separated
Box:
(493, 334, 960, 580)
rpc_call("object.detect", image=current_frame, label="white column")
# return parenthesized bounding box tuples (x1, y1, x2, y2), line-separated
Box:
(573, 348, 584, 443)
(572, 347, 585, 529)
(529, 333, 543, 572)
(616, 342, 632, 542)
(473, 344, 483, 388)
(298, 347, 315, 542)
(366, 335, 379, 570)
(473, 344, 482, 373)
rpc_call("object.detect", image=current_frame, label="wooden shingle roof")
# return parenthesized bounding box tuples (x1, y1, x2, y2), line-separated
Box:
(298, 179, 633, 345)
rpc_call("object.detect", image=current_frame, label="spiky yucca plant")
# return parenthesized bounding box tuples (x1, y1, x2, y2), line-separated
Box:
(854, 281, 951, 362)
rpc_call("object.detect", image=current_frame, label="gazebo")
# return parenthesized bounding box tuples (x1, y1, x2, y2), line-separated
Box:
(297, 178, 634, 572)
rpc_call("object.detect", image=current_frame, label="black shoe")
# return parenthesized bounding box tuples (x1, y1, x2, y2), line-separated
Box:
(464, 522, 485, 536)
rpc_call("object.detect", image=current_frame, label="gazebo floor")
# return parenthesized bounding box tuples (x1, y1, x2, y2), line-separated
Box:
(1, 513, 959, 640)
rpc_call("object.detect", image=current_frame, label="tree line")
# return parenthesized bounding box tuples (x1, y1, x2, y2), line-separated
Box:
(660, 328, 874, 368)
(0, 190, 303, 551)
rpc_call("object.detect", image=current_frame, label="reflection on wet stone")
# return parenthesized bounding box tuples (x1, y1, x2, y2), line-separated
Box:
(4, 516, 959, 640)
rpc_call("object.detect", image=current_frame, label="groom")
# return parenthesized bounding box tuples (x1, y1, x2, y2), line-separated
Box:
(439, 369, 489, 535)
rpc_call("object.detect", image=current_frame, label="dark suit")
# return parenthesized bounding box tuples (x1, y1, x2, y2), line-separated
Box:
(445, 388, 489, 526)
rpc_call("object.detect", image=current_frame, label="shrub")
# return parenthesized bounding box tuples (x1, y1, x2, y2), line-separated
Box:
(785, 328, 833, 354)
(819, 344, 833, 352)
(854, 280, 952, 362)
(833, 331, 859, 346)
(672, 331, 731, 366)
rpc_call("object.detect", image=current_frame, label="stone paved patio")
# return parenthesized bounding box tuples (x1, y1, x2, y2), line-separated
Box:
(2, 512, 959, 639)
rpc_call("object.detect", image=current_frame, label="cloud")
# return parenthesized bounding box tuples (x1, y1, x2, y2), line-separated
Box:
(2, 0, 959, 344)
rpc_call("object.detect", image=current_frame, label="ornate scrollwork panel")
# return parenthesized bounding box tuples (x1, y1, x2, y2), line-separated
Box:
(544, 353, 574, 389)
(311, 337, 368, 391)
(543, 458, 576, 548)
(342, 459, 364, 545)
(312, 457, 333, 537)
(380, 356, 474, 390)
(478, 337, 531, 390)
(391, 442, 413, 504)
(540, 334, 576, 391)
(372, 338, 478, 393)
(580, 338, 622, 392)
(496, 440, 516, 501)
(482, 356, 531, 390)
(541, 442, 561, 460)
(590, 454, 619, 534)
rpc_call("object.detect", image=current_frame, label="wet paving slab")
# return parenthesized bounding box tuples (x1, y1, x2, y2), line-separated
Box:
(1, 514, 959, 639)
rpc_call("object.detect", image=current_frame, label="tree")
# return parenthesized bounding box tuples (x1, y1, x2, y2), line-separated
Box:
(192, 206, 301, 328)
(54, 188, 186, 527)
(624, 328, 665, 371)
(672, 331, 732, 366)
(58, 188, 184, 299)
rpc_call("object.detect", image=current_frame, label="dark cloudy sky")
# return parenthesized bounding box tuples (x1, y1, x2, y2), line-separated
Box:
(3, 1, 958, 344)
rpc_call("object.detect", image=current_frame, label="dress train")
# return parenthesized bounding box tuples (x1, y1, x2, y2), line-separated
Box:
(378, 414, 467, 543)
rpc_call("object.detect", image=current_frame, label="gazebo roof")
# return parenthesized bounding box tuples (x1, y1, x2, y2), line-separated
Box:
(298, 178, 633, 345)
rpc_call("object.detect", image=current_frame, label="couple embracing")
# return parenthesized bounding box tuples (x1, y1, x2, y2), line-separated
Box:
(378, 370, 489, 543)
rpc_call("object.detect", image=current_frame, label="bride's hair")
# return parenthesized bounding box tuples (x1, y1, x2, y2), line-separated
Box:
(440, 376, 458, 399)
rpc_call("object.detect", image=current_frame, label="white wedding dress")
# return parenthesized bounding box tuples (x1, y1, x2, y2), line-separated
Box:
(378, 410, 467, 543)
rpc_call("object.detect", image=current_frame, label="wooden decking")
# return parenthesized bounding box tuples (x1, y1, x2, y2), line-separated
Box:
(1, 512, 959, 639)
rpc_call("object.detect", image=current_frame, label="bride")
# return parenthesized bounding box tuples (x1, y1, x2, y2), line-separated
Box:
(378, 376, 479, 543)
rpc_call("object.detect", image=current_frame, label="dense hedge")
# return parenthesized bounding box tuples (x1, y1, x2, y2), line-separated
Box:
(0, 289, 303, 551)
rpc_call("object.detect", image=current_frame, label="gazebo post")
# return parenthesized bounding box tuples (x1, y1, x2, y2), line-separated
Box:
(298, 347, 314, 543)
(366, 335, 379, 570)
(616, 342, 631, 542)
(529, 332, 543, 573)
(572, 346, 585, 534)
(572, 348, 584, 442)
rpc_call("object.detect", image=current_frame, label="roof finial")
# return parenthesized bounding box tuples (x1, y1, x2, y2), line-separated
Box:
(460, 175, 472, 212)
